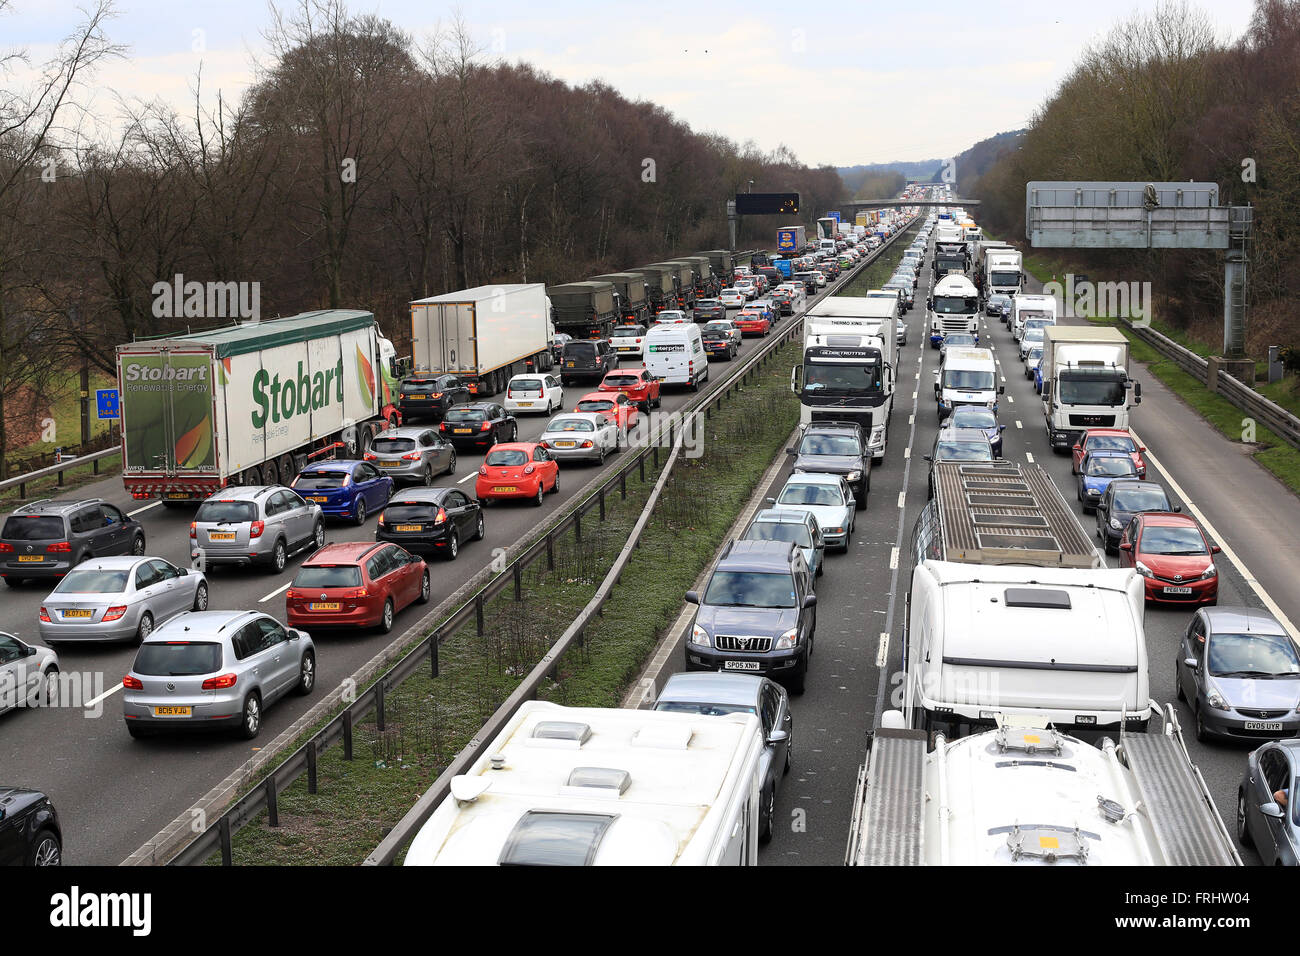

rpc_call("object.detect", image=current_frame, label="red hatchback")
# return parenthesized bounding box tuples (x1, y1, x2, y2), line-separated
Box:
(733, 311, 771, 337)
(599, 369, 661, 413)
(1119, 512, 1220, 606)
(575, 391, 639, 432)
(286, 542, 430, 633)
(475, 442, 559, 506)
(1071, 428, 1147, 477)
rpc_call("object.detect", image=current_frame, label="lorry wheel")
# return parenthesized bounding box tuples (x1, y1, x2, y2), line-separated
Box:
(262, 459, 279, 487)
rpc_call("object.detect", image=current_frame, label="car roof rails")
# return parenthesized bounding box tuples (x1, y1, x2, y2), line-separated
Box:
(12, 498, 54, 513)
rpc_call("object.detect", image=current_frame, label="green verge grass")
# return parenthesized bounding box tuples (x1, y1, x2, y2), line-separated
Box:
(840, 220, 922, 297)
(214, 338, 802, 865)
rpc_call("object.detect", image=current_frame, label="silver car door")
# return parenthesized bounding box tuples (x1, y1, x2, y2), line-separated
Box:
(0, 633, 32, 713)
(149, 559, 188, 620)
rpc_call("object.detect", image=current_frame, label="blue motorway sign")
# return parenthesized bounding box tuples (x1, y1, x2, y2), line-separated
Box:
(96, 389, 120, 420)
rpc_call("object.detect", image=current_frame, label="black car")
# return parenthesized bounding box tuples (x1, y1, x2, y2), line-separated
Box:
(2, 499, 146, 586)
(787, 422, 870, 508)
(694, 299, 725, 322)
(560, 339, 617, 384)
(397, 374, 471, 423)
(701, 329, 737, 361)
(376, 487, 484, 561)
(549, 333, 573, 365)
(948, 405, 1006, 457)
(0, 787, 61, 865)
(1094, 479, 1177, 554)
(437, 403, 518, 450)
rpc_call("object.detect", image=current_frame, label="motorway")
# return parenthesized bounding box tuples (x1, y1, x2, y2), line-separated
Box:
(0, 234, 901, 865)
(639, 228, 1298, 866)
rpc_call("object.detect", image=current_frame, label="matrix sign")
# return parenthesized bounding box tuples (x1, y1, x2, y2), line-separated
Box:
(735, 193, 800, 215)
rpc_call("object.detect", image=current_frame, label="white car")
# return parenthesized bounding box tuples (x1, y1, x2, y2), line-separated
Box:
(538, 412, 621, 463)
(700, 319, 742, 347)
(653, 310, 688, 325)
(609, 323, 649, 359)
(766, 473, 856, 552)
(504, 373, 564, 415)
(719, 288, 746, 309)
(735, 281, 757, 300)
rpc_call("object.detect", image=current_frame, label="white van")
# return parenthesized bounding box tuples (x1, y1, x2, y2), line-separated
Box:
(644, 322, 708, 390)
(934, 346, 1002, 419)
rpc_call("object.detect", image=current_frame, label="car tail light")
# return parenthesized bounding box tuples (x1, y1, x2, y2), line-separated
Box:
(581, 440, 594, 448)
(249, 520, 265, 539)
(123, 675, 143, 690)
(201, 673, 238, 690)
(524, 464, 535, 475)
(39, 606, 50, 622)
(286, 589, 297, 600)
(430, 392, 443, 399)
(507, 389, 513, 398)
(189, 522, 197, 539)
(104, 606, 128, 622)
(46, 541, 71, 553)
(479, 465, 488, 476)
(364, 452, 377, 461)
(480, 422, 491, 431)
(377, 511, 386, 526)
(435, 508, 447, 524)
(0, 543, 12, 552)
(401, 452, 421, 461)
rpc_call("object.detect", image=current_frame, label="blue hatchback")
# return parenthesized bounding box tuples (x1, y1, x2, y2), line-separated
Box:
(1076, 450, 1139, 514)
(290, 461, 394, 525)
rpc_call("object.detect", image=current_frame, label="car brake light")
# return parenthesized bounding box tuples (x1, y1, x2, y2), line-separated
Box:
(480, 422, 491, 431)
(0, 543, 12, 553)
(123, 675, 143, 690)
(103, 606, 128, 622)
(430, 392, 443, 399)
(401, 452, 421, 460)
(478, 465, 488, 476)
(39, 606, 50, 622)
(201, 673, 238, 690)
(581, 441, 594, 448)
(46, 541, 71, 553)
(189, 522, 196, 538)
(364, 452, 377, 460)
(435, 508, 447, 524)
(249, 520, 265, 538)
(507, 389, 512, 398)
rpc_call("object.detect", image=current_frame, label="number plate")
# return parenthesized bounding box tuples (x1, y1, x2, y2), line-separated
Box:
(166, 492, 190, 500)
(61, 608, 93, 618)
(17, 555, 44, 562)
(723, 661, 761, 671)
(1245, 721, 1283, 731)
(309, 602, 341, 611)
(554, 441, 576, 448)
(208, 532, 235, 541)
(393, 525, 422, 532)
(565, 361, 576, 367)
(307, 496, 327, 502)
(377, 461, 402, 467)
(153, 706, 192, 717)
(516, 402, 533, 407)
(454, 428, 473, 434)
(1163, 586, 1192, 595)
(493, 486, 518, 493)
(407, 394, 428, 400)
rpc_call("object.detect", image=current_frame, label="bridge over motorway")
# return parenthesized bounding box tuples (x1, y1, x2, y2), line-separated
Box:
(837, 197, 981, 209)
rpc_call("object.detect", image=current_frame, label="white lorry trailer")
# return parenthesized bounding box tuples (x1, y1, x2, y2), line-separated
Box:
(116, 310, 401, 504)
(403, 701, 766, 866)
(1040, 326, 1141, 452)
(792, 296, 897, 460)
(409, 284, 554, 397)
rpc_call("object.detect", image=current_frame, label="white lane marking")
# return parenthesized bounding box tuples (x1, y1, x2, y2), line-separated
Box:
(889, 547, 899, 569)
(876, 632, 890, 667)
(912, 391, 917, 400)
(1015, 420, 1023, 429)
(1000, 376, 1007, 384)
(128, 502, 161, 517)
(903, 447, 911, 459)
(457, 472, 475, 484)
(85, 682, 123, 708)
(1131, 427, 1300, 641)
(1007, 395, 1014, 403)
(1025, 452, 1035, 463)
(909, 414, 914, 425)
(259, 581, 292, 603)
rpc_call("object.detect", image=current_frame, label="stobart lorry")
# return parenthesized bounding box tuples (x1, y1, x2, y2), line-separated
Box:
(117, 310, 401, 504)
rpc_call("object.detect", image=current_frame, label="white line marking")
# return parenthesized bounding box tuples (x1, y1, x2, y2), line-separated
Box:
(1131, 427, 1300, 641)
(1015, 420, 1023, 429)
(457, 473, 475, 484)
(128, 502, 161, 517)
(912, 391, 917, 400)
(1025, 451, 1035, 463)
(903, 447, 911, 459)
(876, 632, 890, 667)
(909, 414, 914, 425)
(897, 491, 905, 508)
(259, 581, 292, 603)
(889, 547, 899, 569)
(85, 682, 123, 708)
(1007, 395, 1014, 403)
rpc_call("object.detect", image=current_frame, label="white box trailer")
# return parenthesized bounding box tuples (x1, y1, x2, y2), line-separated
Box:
(403, 702, 766, 866)
(410, 284, 554, 397)
(116, 310, 400, 503)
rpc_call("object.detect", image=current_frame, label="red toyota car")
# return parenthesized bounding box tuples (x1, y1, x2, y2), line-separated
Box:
(1118, 512, 1220, 606)
(286, 542, 430, 633)
(475, 442, 560, 506)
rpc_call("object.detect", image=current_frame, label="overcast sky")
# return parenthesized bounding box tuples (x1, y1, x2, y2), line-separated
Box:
(5, 0, 1261, 167)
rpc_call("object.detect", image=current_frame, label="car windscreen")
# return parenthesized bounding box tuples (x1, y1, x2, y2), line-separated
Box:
(195, 500, 257, 523)
(372, 438, 416, 453)
(294, 472, 348, 489)
(778, 483, 843, 507)
(1086, 456, 1137, 477)
(133, 642, 223, 676)
(1112, 487, 1169, 512)
(546, 418, 595, 433)
(950, 407, 997, 429)
(654, 701, 757, 717)
(53, 569, 130, 593)
(1, 515, 63, 539)
(1086, 435, 1136, 453)
(1207, 633, 1300, 678)
(485, 450, 528, 466)
(745, 521, 813, 549)
(703, 570, 797, 609)
(942, 370, 995, 391)
(443, 408, 487, 422)
(935, 441, 992, 461)
(1140, 526, 1207, 555)
(799, 434, 861, 456)
(294, 565, 363, 588)
(576, 400, 614, 413)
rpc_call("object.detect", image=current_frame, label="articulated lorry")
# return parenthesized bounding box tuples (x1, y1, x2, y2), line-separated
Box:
(410, 284, 554, 397)
(547, 281, 620, 340)
(790, 296, 897, 460)
(590, 273, 649, 325)
(1040, 326, 1141, 452)
(932, 241, 968, 279)
(776, 225, 807, 256)
(117, 310, 401, 503)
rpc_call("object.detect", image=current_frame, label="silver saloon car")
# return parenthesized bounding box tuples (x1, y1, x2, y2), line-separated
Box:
(367, 427, 457, 485)
(39, 557, 209, 644)
(122, 610, 316, 739)
(766, 474, 855, 552)
(538, 413, 620, 463)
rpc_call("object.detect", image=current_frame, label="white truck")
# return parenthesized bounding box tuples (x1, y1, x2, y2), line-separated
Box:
(847, 708, 1241, 866)
(1040, 326, 1141, 452)
(409, 284, 555, 397)
(985, 250, 1023, 298)
(403, 702, 766, 866)
(791, 297, 897, 460)
(904, 460, 1151, 738)
(933, 346, 1003, 419)
(1011, 293, 1058, 340)
(116, 310, 402, 504)
(927, 273, 980, 347)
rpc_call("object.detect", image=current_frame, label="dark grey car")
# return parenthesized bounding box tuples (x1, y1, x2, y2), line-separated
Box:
(368, 426, 457, 486)
(1237, 739, 1299, 865)
(2, 499, 146, 586)
(1095, 479, 1178, 554)
(788, 422, 870, 508)
(1177, 606, 1300, 743)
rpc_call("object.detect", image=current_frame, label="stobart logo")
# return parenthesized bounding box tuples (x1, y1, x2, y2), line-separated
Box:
(251, 359, 344, 427)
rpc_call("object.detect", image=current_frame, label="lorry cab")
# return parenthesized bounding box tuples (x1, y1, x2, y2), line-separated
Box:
(1012, 294, 1059, 340)
(928, 274, 980, 347)
(644, 323, 707, 390)
(934, 347, 1001, 419)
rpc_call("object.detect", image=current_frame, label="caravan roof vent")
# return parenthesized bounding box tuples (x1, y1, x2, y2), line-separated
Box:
(1097, 795, 1129, 824)
(994, 726, 1064, 756)
(528, 721, 592, 748)
(1004, 587, 1072, 610)
(1006, 824, 1090, 864)
(563, 766, 632, 797)
(631, 725, 693, 750)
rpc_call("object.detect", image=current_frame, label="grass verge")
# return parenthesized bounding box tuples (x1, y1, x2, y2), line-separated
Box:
(212, 338, 803, 864)
(841, 221, 922, 297)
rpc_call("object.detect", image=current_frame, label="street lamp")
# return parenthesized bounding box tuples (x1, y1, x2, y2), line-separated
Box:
(747, 180, 754, 193)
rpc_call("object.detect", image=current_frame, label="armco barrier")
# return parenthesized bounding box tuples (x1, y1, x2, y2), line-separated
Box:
(0, 446, 119, 499)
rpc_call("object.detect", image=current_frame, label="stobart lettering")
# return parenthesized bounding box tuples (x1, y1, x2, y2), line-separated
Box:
(251, 359, 344, 428)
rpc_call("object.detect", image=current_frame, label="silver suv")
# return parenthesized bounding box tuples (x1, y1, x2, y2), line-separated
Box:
(366, 426, 457, 486)
(122, 610, 316, 739)
(190, 486, 324, 574)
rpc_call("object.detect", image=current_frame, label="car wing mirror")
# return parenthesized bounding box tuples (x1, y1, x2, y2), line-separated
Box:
(1212, 545, 1222, 554)
(1172, 505, 1182, 512)
(26, 645, 38, 657)
(288, 629, 301, 641)
(684, 590, 700, 605)
(1183, 657, 1199, 669)
(766, 729, 789, 745)
(1119, 542, 1132, 551)
(1261, 802, 1284, 819)
(802, 594, 817, 608)
(999, 425, 1006, 432)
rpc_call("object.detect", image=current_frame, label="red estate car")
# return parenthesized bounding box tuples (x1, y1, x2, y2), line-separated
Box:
(1119, 512, 1220, 606)
(286, 542, 430, 634)
(575, 391, 639, 431)
(599, 369, 662, 413)
(733, 310, 772, 337)
(1071, 428, 1147, 477)
(475, 442, 559, 506)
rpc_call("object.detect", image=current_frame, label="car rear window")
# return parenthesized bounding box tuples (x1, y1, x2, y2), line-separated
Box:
(577, 400, 614, 412)
(401, 380, 436, 392)
(54, 569, 130, 593)
(382, 502, 440, 523)
(612, 326, 646, 337)
(486, 449, 529, 466)
(294, 472, 347, 489)
(444, 408, 486, 423)
(511, 379, 543, 391)
(564, 343, 597, 359)
(602, 375, 639, 387)
(294, 565, 363, 588)
(2, 515, 64, 539)
(195, 500, 257, 523)
(546, 418, 595, 433)
(372, 437, 416, 453)
(133, 642, 222, 676)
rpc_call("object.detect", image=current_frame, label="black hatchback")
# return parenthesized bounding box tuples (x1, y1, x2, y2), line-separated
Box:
(398, 374, 470, 422)
(437, 403, 518, 450)
(377, 487, 485, 561)
(2, 499, 146, 586)
(560, 340, 616, 384)
(0, 786, 61, 865)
